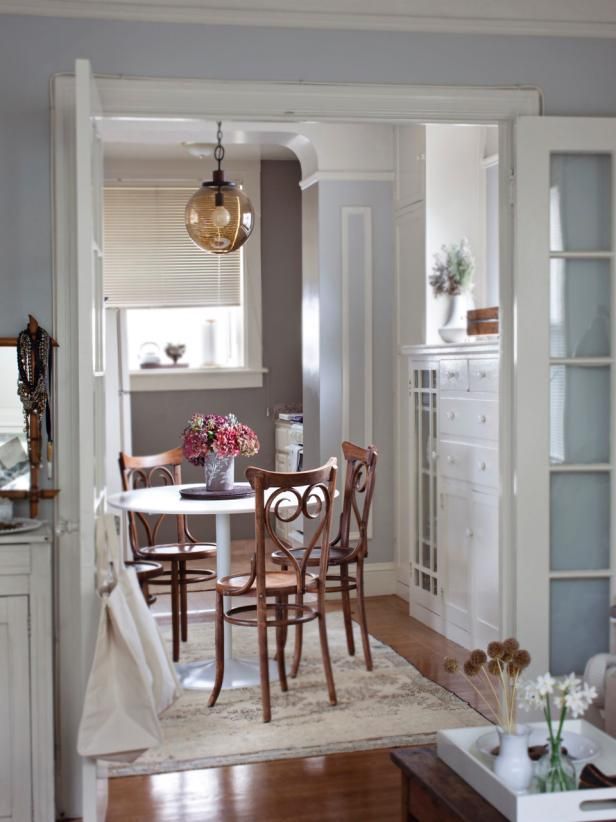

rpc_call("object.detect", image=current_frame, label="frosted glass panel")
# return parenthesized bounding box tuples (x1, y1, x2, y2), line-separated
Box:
(421, 408, 430, 469)
(422, 473, 430, 539)
(550, 259, 611, 357)
(550, 366, 610, 464)
(550, 578, 610, 675)
(550, 154, 611, 252)
(550, 473, 610, 570)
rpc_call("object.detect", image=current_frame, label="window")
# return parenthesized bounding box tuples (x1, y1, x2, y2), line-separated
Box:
(103, 179, 264, 390)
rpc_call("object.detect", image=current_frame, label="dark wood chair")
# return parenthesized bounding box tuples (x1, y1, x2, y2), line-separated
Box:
(208, 458, 338, 723)
(271, 441, 378, 675)
(125, 559, 164, 606)
(119, 447, 217, 662)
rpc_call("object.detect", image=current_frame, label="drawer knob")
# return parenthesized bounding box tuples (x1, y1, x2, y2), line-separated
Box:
(447, 370, 458, 380)
(465, 528, 474, 538)
(479, 461, 487, 471)
(478, 414, 487, 423)
(477, 370, 487, 379)
(447, 411, 456, 421)
(431, 450, 438, 461)
(447, 455, 455, 465)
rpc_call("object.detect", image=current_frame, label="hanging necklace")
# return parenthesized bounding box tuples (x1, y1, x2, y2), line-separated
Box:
(16, 324, 53, 475)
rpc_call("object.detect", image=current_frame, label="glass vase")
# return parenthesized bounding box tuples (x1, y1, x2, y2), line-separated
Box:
(534, 738, 577, 793)
(204, 453, 235, 491)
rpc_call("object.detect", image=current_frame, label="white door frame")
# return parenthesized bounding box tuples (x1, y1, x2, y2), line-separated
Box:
(51, 74, 539, 816)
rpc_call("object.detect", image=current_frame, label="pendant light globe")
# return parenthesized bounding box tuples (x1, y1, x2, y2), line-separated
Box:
(185, 121, 255, 254)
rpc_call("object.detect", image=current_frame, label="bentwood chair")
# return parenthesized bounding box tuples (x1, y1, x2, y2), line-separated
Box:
(271, 441, 378, 675)
(208, 458, 338, 723)
(119, 447, 217, 662)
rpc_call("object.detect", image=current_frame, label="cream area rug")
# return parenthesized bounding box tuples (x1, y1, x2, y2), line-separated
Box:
(110, 613, 482, 776)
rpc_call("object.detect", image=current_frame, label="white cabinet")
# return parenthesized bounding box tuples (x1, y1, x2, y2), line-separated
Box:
(0, 530, 54, 822)
(406, 343, 500, 648)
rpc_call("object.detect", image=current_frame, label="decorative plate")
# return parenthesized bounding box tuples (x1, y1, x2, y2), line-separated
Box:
(0, 518, 43, 535)
(179, 485, 255, 501)
(476, 728, 600, 766)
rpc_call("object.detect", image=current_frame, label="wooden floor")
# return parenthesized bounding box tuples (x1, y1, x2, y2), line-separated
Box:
(106, 569, 489, 822)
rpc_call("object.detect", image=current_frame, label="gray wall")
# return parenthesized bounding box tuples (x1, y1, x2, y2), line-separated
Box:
(1, 15, 616, 335)
(130, 159, 302, 539)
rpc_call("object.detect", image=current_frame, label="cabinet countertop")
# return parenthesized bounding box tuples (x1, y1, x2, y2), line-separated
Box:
(0, 523, 51, 544)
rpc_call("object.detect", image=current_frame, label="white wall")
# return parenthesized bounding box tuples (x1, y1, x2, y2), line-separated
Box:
(425, 124, 490, 342)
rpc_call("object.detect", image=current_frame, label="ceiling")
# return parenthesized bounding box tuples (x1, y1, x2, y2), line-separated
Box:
(2, 0, 616, 38)
(101, 118, 298, 163)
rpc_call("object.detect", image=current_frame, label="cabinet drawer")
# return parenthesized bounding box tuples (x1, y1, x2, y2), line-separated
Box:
(438, 359, 469, 392)
(468, 358, 499, 393)
(439, 440, 470, 482)
(440, 397, 498, 442)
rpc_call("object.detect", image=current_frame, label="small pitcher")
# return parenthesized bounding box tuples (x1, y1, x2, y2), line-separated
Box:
(493, 724, 533, 793)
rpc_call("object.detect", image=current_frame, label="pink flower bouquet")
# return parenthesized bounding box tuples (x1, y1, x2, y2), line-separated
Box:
(182, 413, 260, 465)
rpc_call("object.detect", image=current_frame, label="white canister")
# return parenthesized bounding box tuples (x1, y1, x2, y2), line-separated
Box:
(202, 319, 218, 366)
(0, 497, 14, 522)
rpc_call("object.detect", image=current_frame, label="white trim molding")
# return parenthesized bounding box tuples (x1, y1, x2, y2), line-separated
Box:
(6, 0, 616, 39)
(129, 366, 268, 392)
(300, 170, 394, 191)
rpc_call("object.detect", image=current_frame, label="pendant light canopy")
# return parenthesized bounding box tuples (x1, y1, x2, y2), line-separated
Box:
(185, 121, 255, 254)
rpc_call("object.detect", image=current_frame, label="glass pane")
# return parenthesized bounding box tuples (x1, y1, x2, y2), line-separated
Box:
(415, 539, 420, 564)
(550, 154, 611, 252)
(422, 541, 430, 568)
(421, 370, 430, 388)
(433, 546, 438, 573)
(432, 578, 438, 596)
(422, 473, 430, 539)
(421, 408, 430, 469)
(550, 259, 611, 358)
(422, 572, 431, 591)
(431, 369, 437, 388)
(550, 365, 610, 464)
(550, 473, 610, 570)
(414, 569, 419, 586)
(550, 578, 610, 675)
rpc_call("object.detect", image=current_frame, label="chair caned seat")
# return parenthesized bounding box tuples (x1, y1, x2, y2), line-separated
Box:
(138, 542, 216, 562)
(216, 570, 319, 596)
(271, 545, 354, 567)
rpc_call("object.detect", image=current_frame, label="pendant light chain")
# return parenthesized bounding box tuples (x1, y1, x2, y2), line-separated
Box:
(214, 121, 225, 171)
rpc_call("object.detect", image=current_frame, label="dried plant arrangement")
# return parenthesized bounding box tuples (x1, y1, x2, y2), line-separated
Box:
(444, 638, 531, 731)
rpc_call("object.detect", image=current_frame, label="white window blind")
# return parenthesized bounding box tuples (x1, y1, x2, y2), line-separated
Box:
(103, 187, 242, 308)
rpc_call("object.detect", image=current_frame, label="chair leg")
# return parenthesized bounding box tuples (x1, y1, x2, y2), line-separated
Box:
(291, 592, 304, 679)
(317, 595, 337, 706)
(275, 595, 288, 693)
(257, 596, 272, 722)
(208, 590, 225, 708)
(170, 560, 180, 663)
(340, 562, 355, 657)
(179, 560, 188, 643)
(356, 557, 373, 672)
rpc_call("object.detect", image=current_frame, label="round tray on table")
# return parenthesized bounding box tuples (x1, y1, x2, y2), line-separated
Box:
(179, 484, 255, 501)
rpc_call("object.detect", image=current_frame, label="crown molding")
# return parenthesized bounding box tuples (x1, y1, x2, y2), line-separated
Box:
(5, 0, 616, 38)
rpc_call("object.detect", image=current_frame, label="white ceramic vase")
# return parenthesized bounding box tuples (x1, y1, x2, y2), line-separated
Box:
(438, 291, 474, 343)
(493, 725, 533, 794)
(204, 453, 235, 491)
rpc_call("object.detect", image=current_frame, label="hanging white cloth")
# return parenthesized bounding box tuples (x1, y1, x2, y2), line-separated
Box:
(77, 514, 181, 762)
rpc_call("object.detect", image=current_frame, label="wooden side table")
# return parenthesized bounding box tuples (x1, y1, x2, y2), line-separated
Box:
(390, 746, 506, 822)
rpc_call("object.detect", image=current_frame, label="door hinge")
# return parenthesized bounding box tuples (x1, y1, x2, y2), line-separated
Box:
(27, 609, 32, 639)
(508, 172, 515, 207)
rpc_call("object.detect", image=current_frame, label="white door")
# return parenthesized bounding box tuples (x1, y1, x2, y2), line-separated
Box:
(470, 488, 499, 647)
(516, 117, 616, 677)
(55, 58, 106, 820)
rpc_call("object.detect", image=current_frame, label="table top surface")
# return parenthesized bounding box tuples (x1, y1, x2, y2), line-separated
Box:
(108, 482, 335, 516)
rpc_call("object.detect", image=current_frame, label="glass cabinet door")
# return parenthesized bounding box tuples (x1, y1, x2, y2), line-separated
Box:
(411, 363, 440, 613)
(517, 119, 616, 677)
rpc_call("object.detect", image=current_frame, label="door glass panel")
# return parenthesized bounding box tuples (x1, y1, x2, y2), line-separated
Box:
(550, 259, 611, 358)
(421, 370, 430, 388)
(550, 473, 610, 570)
(422, 572, 431, 591)
(550, 365, 610, 463)
(421, 408, 430, 469)
(422, 473, 430, 539)
(550, 578, 610, 675)
(550, 154, 611, 252)
(422, 541, 430, 568)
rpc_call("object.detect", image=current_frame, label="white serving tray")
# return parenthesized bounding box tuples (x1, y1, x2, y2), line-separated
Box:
(437, 720, 616, 822)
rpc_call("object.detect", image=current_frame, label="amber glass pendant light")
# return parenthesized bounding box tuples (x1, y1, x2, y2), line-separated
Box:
(185, 121, 255, 254)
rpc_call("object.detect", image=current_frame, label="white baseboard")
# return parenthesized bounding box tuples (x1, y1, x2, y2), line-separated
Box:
(325, 561, 397, 600)
(396, 580, 410, 602)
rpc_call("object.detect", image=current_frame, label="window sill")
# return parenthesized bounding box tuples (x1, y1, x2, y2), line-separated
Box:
(129, 367, 268, 392)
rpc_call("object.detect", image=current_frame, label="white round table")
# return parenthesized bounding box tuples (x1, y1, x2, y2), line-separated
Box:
(108, 482, 307, 692)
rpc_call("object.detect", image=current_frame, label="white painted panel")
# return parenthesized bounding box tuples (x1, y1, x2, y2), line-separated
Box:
(442, 478, 471, 644)
(471, 490, 500, 646)
(0, 596, 31, 822)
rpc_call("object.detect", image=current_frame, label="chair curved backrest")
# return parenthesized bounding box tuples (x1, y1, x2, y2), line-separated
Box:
(119, 447, 189, 556)
(246, 458, 338, 597)
(335, 441, 378, 560)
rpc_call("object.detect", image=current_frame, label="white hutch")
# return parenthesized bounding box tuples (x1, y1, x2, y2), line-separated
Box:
(403, 342, 500, 649)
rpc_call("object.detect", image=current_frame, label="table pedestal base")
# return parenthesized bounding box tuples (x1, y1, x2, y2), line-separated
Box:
(176, 657, 280, 691)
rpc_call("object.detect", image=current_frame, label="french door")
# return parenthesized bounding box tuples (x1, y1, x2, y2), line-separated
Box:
(516, 117, 616, 676)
